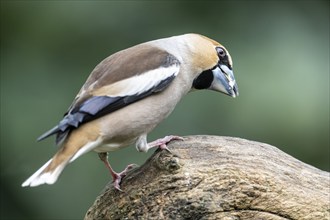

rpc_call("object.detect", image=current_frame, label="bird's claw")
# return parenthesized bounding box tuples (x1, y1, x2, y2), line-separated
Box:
(112, 163, 138, 191)
(149, 135, 184, 153)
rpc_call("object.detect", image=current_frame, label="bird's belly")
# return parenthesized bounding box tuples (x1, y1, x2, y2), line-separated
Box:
(93, 140, 134, 153)
(98, 100, 174, 142)
(95, 79, 188, 150)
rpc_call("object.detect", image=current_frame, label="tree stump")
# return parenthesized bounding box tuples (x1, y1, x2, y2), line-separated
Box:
(85, 135, 330, 220)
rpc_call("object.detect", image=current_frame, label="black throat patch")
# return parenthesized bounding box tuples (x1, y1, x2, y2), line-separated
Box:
(192, 69, 214, 90)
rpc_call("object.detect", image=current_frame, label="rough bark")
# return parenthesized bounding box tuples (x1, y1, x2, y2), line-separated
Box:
(85, 135, 330, 220)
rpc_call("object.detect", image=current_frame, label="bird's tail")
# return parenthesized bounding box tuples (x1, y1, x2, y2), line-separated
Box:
(21, 155, 69, 187)
(22, 133, 102, 187)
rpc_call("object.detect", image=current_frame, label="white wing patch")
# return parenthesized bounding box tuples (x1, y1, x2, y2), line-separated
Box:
(93, 64, 180, 97)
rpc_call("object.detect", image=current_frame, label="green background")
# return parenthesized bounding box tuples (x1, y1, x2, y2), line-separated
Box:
(1, 1, 329, 219)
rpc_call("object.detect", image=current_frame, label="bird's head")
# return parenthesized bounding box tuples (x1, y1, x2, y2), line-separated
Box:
(188, 34, 238, 98)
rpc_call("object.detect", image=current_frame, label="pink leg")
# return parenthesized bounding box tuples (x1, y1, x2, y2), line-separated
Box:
(147, 135, 184, 152)
(98, 152, 136, 191)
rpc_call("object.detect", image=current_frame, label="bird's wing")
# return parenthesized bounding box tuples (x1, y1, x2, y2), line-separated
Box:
(37, 45, 180, 144)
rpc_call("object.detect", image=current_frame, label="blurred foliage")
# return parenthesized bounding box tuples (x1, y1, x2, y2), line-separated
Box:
(1, 0, 329, 219)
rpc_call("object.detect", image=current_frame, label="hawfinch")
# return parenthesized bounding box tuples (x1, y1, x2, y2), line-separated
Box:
(22, 33, 238, 190)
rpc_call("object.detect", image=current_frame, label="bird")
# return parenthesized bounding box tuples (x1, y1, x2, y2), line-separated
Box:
(22, 33, 238, 190)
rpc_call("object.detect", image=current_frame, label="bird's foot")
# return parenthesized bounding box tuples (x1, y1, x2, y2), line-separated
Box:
(98, 152, 138, 191)
(148, 135, 184, 153)
(112, 163, 137, 191)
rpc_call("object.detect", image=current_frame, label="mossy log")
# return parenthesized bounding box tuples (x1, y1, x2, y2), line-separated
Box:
(85, 135, 330, 220)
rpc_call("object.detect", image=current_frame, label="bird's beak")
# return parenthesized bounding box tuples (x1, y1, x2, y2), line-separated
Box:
(210, 64, 239, 98)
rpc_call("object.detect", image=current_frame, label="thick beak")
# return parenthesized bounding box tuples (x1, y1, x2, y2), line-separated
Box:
(210, 64, 239, 98)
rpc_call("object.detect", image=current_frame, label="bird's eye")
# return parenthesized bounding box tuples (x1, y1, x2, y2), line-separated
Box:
(216, 47, 226, 58)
